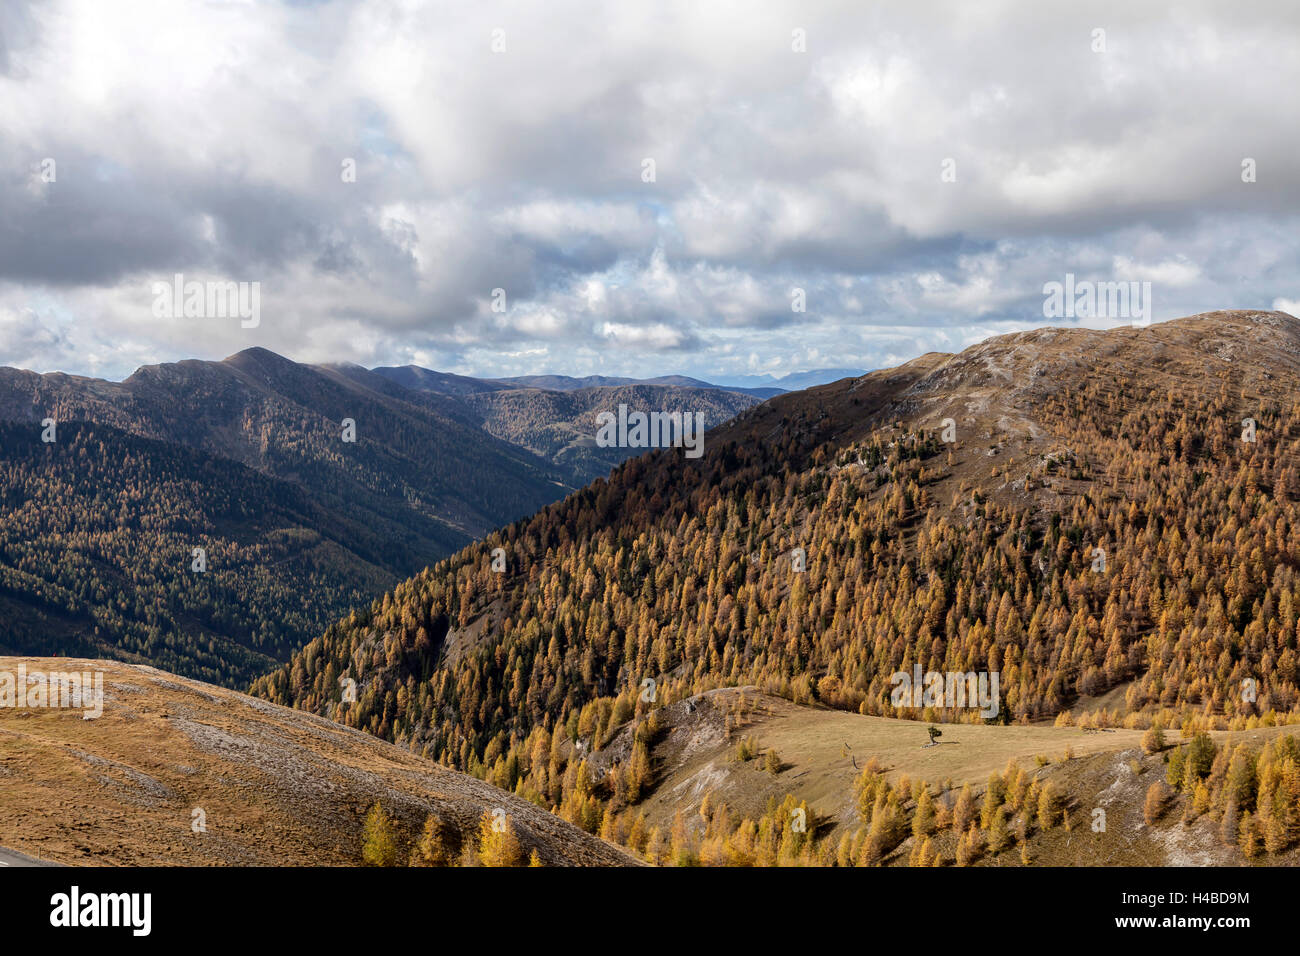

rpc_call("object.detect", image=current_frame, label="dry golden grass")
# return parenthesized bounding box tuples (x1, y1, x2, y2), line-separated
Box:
(0, 657, 639, 866)
(623, 687, 1300, 859)
(630, 690, 1142, 834)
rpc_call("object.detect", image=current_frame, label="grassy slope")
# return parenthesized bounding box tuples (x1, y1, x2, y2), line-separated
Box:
(0, 657, 639, 867)
(603, 688, 1300, 865)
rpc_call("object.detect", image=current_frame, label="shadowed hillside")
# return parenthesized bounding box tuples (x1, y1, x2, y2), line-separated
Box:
(0, 351, 764, 684)
(0, 350, 572, 684)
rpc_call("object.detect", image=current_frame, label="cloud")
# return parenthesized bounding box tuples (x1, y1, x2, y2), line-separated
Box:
(0, 304, 67, 370)
(0, 0, 1297, 381)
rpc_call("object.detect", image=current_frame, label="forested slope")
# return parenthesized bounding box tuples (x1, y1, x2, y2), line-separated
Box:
(256, 313, 1300, 787)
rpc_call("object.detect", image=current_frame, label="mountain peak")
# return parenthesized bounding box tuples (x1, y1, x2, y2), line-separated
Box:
(220, 346, 300, 372)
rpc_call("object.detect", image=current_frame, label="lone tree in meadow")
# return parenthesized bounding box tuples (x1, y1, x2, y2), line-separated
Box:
(1142, 722, 1166, 755)
(927, 726, 942, 747)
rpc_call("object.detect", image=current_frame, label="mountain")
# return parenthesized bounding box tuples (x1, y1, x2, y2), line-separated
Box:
(492, 372, 782, 399)
(0, 656, 639, 866)
(0, 347, 569, 543)
(771, 367, 869, 390)
(254, 310, 1300, 863)
(447, 383, 760, 484)
(712, 367, 869, 391)
(0, 349, 573, 685)
(371, 368, 766, 484)
(0, 348, 767, 685)
(367, 365, 511, 397)
(496, 373, 710, 390)
(372, 365, 783, 400)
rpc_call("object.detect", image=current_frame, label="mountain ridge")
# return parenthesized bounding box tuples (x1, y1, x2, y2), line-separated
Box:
(0, 347, 765, 684)
(252, 310, 1300, 857)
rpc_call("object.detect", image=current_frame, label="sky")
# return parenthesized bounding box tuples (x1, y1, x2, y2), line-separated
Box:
(1, 0, 1298, 383)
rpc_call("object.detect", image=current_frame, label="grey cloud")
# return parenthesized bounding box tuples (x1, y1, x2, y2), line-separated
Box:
(0, 0, 1296, 382)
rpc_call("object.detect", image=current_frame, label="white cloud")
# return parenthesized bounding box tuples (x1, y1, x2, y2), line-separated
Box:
(0, 0, 1297, 382)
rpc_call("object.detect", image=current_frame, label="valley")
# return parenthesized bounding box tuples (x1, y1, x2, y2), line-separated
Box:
(6, 311, 1300, 867)
(0, 353, 758, 685)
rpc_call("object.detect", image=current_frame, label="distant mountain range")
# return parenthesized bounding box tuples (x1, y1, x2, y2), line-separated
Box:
(370, 367, 762, 481)
(708, 367, 869, 391)
(0, 350, 763, 684)
(371, 365, 867, 398)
